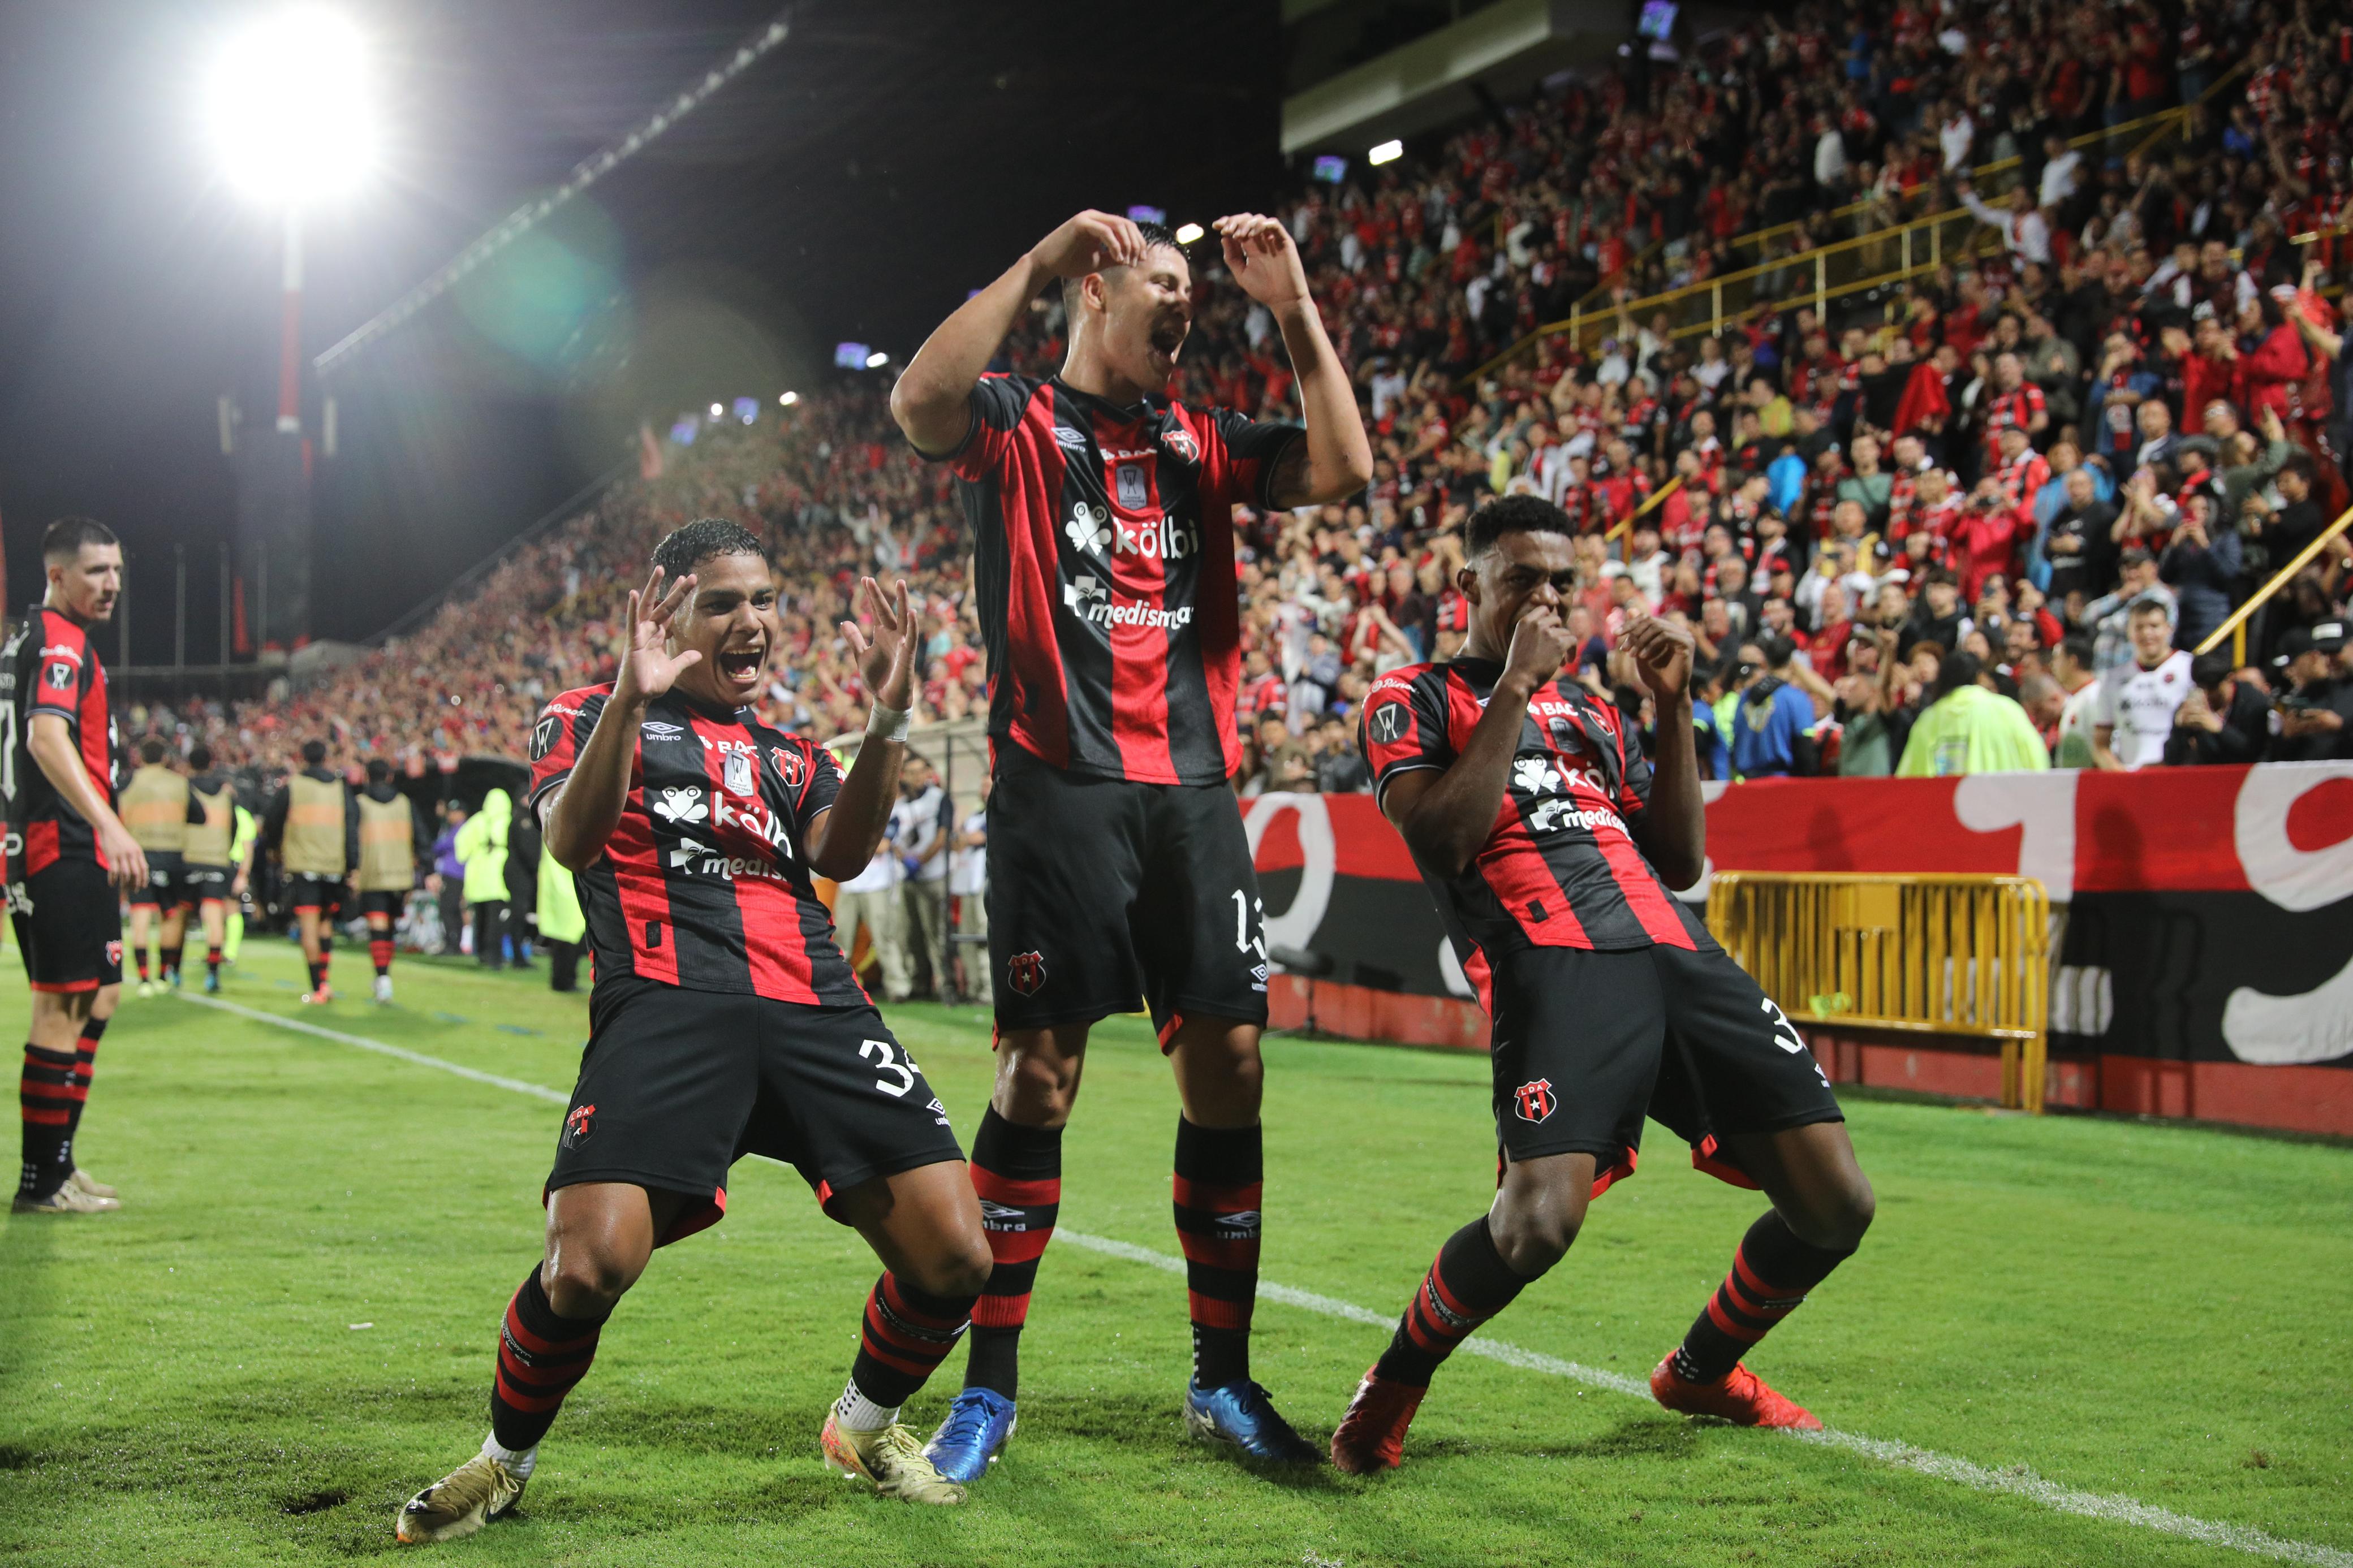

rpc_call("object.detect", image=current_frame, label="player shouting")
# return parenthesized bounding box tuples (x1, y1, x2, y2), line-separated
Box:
(395, 520, 992, 1541)
(890, 209, 1372, 1476)
(1334, 495, 1875, 1472)
(6, 517, 141, 1215)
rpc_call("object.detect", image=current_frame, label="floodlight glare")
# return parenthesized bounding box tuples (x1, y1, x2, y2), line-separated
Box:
(206, 8, 380, 204)
(865, 351, 888, 368)
(1174, 222, 1204, 245)
(709, 403, 723, 417)
(779, 391, 799, 406)
(1368, 139, 1404, 166)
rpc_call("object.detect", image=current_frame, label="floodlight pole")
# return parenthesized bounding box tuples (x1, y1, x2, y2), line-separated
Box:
(277, 208, 303, 433)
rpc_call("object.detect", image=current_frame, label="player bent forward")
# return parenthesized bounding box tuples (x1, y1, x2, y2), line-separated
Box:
(1333, 496, 1874, 1472)
(397, 520, 992, 1541)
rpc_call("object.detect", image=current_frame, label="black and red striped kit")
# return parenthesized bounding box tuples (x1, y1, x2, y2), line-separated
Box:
(524, 685, 961, 1242)
(2, 604, 125, 993)
(1360, 657, 1841, 1193)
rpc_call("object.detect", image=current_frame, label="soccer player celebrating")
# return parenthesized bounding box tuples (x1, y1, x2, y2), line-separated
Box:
(354, 757, 422, 1002)
(395, 520, 990, 1543)
(1334, 495, 1875, 1472)
(5, 517, 143, 1215)
(891, 210, 1371, 1475)
(262, 738, 356, 1003)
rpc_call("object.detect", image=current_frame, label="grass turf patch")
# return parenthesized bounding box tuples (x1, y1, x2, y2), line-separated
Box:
(0, 938, 2345, 1565)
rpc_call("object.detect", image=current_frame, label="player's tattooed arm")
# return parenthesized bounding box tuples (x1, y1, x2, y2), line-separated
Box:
(1220, 211, 1373, 509)
(805, 577, 917, 881)
(545, 567, 697, 872)
(893, 210, 1147, 457)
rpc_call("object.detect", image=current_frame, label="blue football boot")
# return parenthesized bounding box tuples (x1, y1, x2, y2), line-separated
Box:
(1182, 1379, 1321, 1465)
(923, 1387, 1017, 1484)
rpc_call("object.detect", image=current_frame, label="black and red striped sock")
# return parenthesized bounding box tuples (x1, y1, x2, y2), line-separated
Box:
(1173, 1117, 1262, 1389)
(17, 1044, 76, 1199)
(159, 946, 182, 982)
(308, 958, 327, 992)
(369, 936, 393, 977)
(135, 950, 150, 983)
(63, 1015, 106, 1155)
(1671, 1210, 1857, 1385)
(488, 1265, 608, 1451)
(963, 1107, 1060, 1398)
(848, 1272, 976, 1412)
(206, 943, 223, 979)
(1372, 1215, 1532, 1388)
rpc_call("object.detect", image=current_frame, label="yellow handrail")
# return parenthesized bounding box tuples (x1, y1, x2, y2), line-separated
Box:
(2196, 502, 2353, 664)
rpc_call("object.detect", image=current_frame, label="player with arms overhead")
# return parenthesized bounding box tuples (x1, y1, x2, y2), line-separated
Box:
(1332, 495, 1876, 1472)
(5, 516, 142, 1215)
(891, 210, 1372, 1476)
(394, 520, 993, 1542)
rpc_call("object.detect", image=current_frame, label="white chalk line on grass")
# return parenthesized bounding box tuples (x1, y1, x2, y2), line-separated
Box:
(185, 993, 2349, 1567)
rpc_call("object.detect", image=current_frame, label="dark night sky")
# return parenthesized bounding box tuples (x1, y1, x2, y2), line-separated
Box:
(0, 0, 1282, 660)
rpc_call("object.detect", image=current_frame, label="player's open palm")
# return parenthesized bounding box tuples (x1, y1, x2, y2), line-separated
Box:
(614, 567, 700, 704)
(1504, 605, 1574, 692)
(843, 576, 917, 714)
(1216, 214, 1308, 309)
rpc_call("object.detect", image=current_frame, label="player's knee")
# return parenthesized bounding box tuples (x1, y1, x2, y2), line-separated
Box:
(543, 1251, 635, 1316)
(1789, 1171, 1876, 1252)
(910, 1237, 994, 1302)
(996, 1042, 1081, 1121)
(1486, 1193, 1582, 1276)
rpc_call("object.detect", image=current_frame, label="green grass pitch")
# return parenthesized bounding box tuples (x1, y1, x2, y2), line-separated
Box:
(1, 936, 2347, 1566)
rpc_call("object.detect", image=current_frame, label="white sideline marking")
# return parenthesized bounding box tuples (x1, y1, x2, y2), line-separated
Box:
(188, 994, 2350, 1566)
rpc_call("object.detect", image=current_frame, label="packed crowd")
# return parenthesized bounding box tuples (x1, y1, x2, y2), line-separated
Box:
(117, 0, 2353, 796)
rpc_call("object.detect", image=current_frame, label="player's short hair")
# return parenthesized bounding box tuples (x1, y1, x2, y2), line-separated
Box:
(188, 743, 213, 771)
(42, 516, 117, 563)
(301, 739, 327, 766)
(2057, 633, 2093, 668)
(1464, 495, 1575, 559)
(651, 517, 765, 579)
(366, 758, 391, 784)
(1061, 218, 1186, 317)
(2128, 597, 2173, 622)
(139, 737, 167, 764)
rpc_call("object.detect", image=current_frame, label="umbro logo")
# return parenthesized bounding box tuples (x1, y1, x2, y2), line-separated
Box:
(1052, 425, 1089, 450)
(643, 720, 684, 737)
(977, 1199, 1030, 1229)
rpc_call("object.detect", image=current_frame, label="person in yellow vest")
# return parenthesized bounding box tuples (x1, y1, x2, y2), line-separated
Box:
(223, 798, 258, 967)
(119, 737, 204, 996)
(263, 738, 357, 1004)
(356, 758, 426, 1004)
(453, 785, 512, 967)
(536, 823, 586, 992)
(180, 742, 242, 994)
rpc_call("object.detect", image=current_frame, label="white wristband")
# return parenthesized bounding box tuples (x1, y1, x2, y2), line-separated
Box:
(867, 701, 910, 744)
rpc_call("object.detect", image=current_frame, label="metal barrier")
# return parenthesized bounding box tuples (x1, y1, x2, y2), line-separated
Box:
(1705, 871, 2052, 1113)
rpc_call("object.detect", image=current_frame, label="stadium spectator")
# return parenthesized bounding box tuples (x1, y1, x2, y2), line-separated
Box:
(1895, 651, 2050, 775)
(2266, 621, 2353, 762)
(2092, 601, 2195, 770)
(455, 785, 513, 969)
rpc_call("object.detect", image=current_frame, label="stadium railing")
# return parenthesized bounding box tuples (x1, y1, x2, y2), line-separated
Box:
(1705, 871, 2052, 1113)
(2195, 501, 2353, 664)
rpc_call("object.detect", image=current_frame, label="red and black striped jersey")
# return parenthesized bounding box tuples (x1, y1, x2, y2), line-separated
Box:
(929, 373, 1300, 785)
(1, 606, 122, 878)
(1359, 658, 1707, 991)
(527, 684, 864, 1006)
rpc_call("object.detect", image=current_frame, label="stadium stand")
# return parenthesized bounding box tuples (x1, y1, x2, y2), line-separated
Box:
(119, 0, 2353, 797)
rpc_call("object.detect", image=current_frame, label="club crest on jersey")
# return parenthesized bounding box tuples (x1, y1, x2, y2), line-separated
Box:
(1007, 950, 1046, 996)
(1115, 463, 1148, 509)
(106, 938, 124, 970)
(723, 750, 755, 797)
(1366, 701, 1410, 745)
(769, 746, 805, 788)
(1512, 1078, 1555, 1122)
(562, 1103, 596, 1148)
(653, 787, 707, 824)
(1160, 425, 1199, 464)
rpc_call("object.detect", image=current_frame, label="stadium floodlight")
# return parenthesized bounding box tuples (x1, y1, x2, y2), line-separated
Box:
(1368, 139, 1404, 166)
(205, 8, 381, 206)
(865, 351, 889, 369)
(779, 391, 799, 407)
(709, 403, 723, 417)
(1174, 222, 1205, 246)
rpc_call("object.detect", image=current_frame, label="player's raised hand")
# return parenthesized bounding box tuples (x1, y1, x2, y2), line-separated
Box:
(842, 576, 917, 715)
(1621, 609, 1696, 702)
(1215, 213, 1308, 309)
(1502, 604, 1575, 693)
(613, 565, 700, 706)
(1031, 210, 1147, 280)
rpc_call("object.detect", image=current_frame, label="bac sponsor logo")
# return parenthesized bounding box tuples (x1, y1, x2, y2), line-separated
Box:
(1062, 574, 1193, 631)
(1007, 949, 1046, 996)
(1512, 1078, 1555, 1122)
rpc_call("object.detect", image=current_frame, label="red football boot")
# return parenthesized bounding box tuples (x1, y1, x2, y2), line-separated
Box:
(1330, 1367, 1428, 1474)
(1649, 1356, 1822, 1430)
